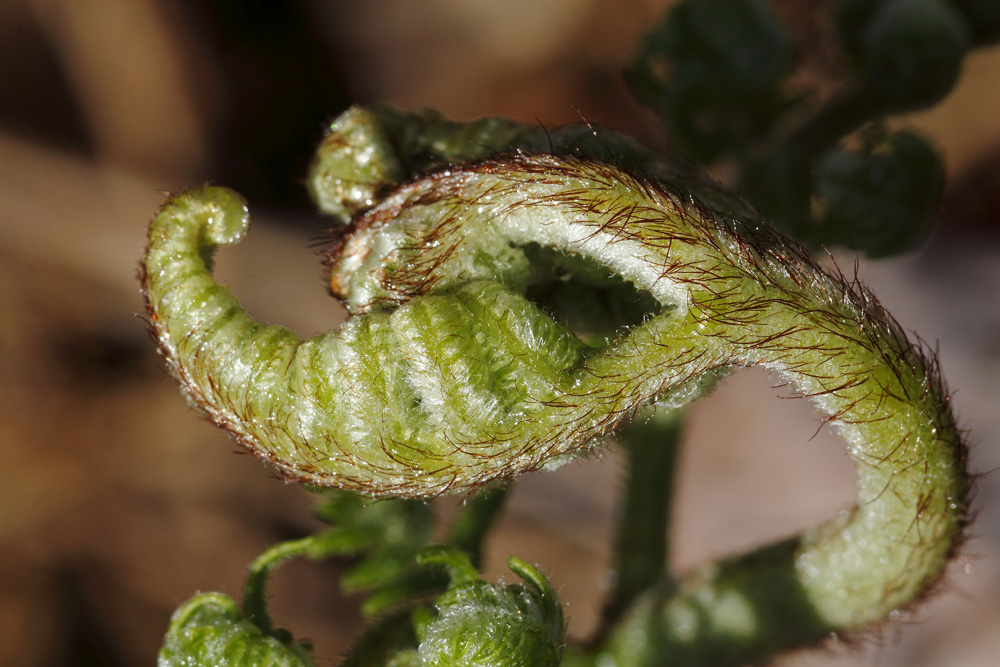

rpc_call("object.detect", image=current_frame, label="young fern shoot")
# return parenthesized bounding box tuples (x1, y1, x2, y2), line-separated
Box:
(144, 106, 969, 664)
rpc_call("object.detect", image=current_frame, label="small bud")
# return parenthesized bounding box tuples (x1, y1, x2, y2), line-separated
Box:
(629, 0, 795, 162)
(815, 128, 944, 256)
(158, 593, 313, 667)
(416, 548, 565, 667)
(859, 0, 971, 108)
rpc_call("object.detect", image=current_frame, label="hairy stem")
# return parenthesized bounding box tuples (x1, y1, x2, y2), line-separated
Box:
(328, 153, 967, 631)
(242, 528, 351, 635)
(243, 537, 317, 635)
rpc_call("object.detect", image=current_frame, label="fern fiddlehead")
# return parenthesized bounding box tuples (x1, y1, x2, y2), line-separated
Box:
(144, 106, 968, 663)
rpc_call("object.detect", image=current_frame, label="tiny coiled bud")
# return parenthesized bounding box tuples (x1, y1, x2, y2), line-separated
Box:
(626, 0, 795, 162)
(415, 548, 564, 667)
(815, 128, 944, 256)
(158, 593, 313, 667)
(859, 0, 971, 107)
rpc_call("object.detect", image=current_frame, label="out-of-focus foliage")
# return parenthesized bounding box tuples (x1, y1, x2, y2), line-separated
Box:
(628, 0, 995, 256)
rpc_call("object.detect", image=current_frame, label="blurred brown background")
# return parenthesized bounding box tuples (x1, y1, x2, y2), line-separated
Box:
(2, 1, 999, 665)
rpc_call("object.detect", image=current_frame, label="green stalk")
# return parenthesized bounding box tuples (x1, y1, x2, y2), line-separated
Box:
(600, 407, 684, 634)
(448, 485, 510, 568)
(243, 537, 318, 636)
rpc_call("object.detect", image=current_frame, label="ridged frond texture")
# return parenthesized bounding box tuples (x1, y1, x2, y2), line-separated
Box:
(415, 549, 564, 667)
(143, 106, 968, 652)
(158, 593, 313, 667)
